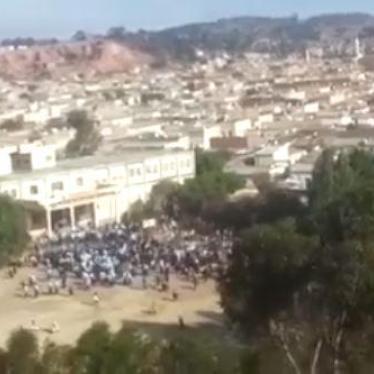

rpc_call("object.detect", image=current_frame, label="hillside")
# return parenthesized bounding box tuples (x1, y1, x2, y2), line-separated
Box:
(2, 13, 374, 79)
(0, 40, 153, 79)
(119, 13, 374, 61)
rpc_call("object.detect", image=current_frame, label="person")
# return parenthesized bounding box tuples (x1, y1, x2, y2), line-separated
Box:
(178, 316, 185, 329)
(47, 281, 54, 295)
(33, 284, 40, 298)
(23, 283, 29, 298)
(93, 291, 100, 306)
(149, 301, 157, 315)
(172, 290, 179, 301)
(30, 319, 40, 331)
(192, 273, 198, 290)
(50, 321, 60, 334)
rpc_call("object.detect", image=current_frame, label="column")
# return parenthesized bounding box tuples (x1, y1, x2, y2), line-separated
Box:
(69, 206, 75, 229)
(46, 209, 52, 237)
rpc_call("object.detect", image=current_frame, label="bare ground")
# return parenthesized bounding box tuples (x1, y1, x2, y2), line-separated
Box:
(0, 268, 224, 347)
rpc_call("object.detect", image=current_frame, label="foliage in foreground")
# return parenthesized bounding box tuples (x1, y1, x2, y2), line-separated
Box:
(0, 195, 29, 265)
(220, 149, 374, 374)
(1, 323, 258, 374)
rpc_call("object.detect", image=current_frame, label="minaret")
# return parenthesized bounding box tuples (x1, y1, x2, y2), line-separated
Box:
(355, 37, 363, 61)
(305, 48, 311, 63)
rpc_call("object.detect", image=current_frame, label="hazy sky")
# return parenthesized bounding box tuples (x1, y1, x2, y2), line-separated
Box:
(1, 0, 374, 38)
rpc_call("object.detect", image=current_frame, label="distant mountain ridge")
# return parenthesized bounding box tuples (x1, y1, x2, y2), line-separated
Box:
(128, 12, 374, 59)
(2, 12, 374, 79)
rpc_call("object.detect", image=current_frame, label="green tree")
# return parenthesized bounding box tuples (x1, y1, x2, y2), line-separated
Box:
(158, 337, 231, 374)
(7, 329, 39, 374)
(65, 110, 101, 158)
(308, 149, 374, 243)
(0, 195, 28, 265)
(72, 30, 87, 42)
(147, 180, 181, 218)
(71, 322, 112, 374)
(39, 342, 71, 374)
(123, 199, 152, 224)
(195, 149, 230, 176)
(104, 326, 156, 374)
(107, 27, 127, 40)
(176, 150, 244, 218)
(220, 149, 374, 373)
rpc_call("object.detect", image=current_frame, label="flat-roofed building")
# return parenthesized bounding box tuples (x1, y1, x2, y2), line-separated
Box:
(0, 148, 195, 236)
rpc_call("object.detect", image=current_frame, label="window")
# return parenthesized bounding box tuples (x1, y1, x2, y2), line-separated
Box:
(30, 185, 38, 195)
(146, 166, 152, 174)
(76, 177, 84, 186)
(51, 181, 64, 191)
(129, 169, 135, 178)
(137, 168, 142, 176)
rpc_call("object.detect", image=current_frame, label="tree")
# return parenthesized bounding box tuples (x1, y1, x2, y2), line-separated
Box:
(122, 199, 152, 224)
(72, 30, 87, 42)
(65, 110, 101, 158)
(107, 27, 127, 40)
(71, 322, 112, 374)
(104, 325, 156, 374)
(0, 117, 24, 132)
(204, 189, 306, 232)
(7, 329, 39, 374)
(308, 149, 374, 243)
(147, 180, 181, 218)
(39, 342, 71, 374)
(0, 195, 28, 265)
(176, 150, 245, 218)
(220, 149, 374, 373)
(158, 337, 229, 374)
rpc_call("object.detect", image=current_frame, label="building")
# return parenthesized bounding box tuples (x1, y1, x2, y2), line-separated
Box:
(0, 145, 195, 236)
(254, 143, 290, 167)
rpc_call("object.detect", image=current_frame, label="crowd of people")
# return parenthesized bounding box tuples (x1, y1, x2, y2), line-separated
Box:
(19, 222, 233, 302)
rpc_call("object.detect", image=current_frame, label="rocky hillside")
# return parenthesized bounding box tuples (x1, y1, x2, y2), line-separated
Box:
(0, 40, 153, 79)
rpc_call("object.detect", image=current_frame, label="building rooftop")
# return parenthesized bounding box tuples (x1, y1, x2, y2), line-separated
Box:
(0, 149, 193, 182)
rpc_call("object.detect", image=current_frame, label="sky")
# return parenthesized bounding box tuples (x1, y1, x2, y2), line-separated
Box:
(1, 0, 374, 39)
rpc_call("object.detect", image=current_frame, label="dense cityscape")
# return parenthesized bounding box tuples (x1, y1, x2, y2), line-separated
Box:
(1, 6, 374, 374)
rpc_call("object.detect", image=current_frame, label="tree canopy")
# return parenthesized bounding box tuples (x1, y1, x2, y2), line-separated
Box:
(65, 110, 102, 158)
(0, 195, 28, 265)
(0, 322, 258, 374)
(220, 149, 374, 374)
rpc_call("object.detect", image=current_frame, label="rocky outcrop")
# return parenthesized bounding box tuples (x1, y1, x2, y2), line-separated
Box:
(0, 40, 153, 79)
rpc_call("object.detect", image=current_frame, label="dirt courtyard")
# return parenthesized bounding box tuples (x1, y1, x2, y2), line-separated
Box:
(0, 267, 224, 347)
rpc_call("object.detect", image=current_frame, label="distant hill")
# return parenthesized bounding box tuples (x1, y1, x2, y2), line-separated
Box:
(0, 40, 153, 80)
(2, 13, 374, 79)
(121, 12, 374, 60)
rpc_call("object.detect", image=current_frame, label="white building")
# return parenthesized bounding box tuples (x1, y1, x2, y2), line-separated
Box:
(254, 143, 290, 167)
(232, 118, 252, 137)
(304, 101, 320, 114)
(0, 146, 195, 236)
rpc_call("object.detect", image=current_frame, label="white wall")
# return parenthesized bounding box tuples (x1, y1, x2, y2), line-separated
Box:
(0, 151, 196, 229)
(304, 102, 320, 114)
(0, 147, 14, 176)
(233, 119, 252, 137)
(203, 125, 222, 150)
(30, 146, 56, 170)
